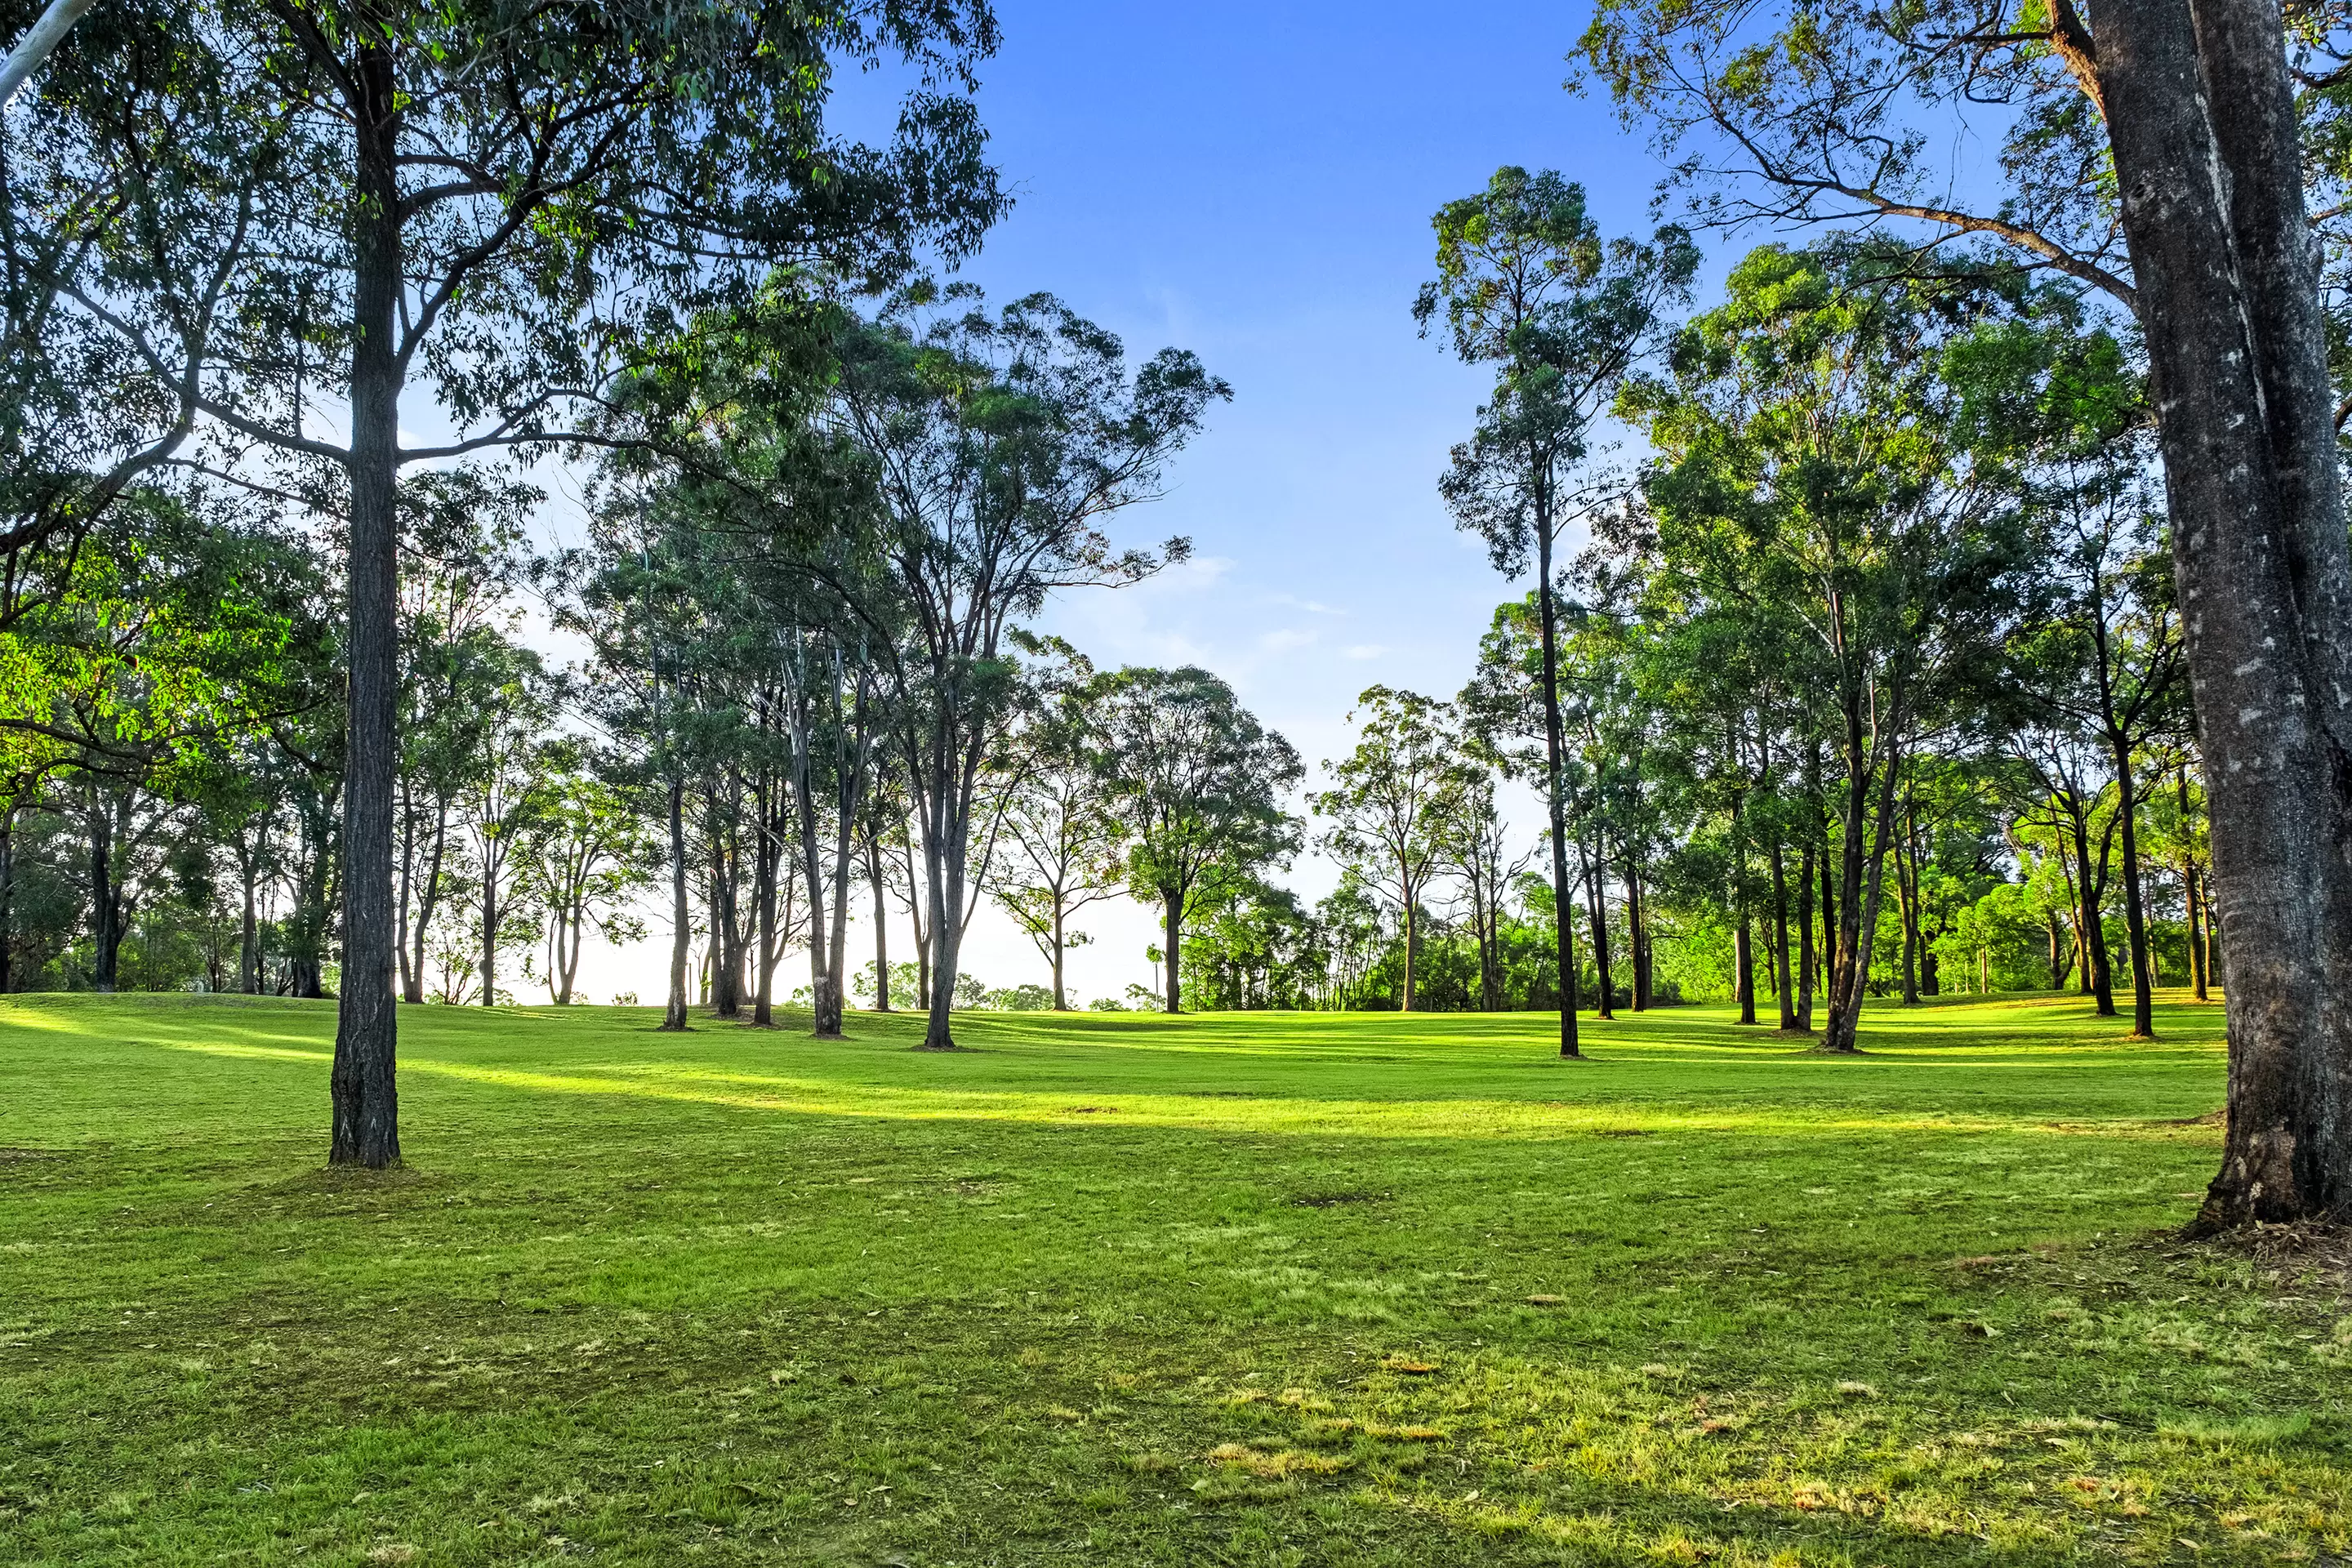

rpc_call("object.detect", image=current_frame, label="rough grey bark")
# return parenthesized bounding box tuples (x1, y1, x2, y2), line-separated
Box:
(2091, 0, 2352, 1224)
(328, 39, 403, 1167)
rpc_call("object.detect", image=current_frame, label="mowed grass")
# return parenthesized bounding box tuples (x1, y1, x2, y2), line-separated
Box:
(1, 991, 2346, 1566)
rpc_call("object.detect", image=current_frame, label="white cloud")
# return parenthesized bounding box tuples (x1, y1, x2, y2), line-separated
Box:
(1343, 644, 1385, 660)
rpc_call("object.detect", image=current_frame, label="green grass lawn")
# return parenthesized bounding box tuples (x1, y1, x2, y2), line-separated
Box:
(2, 990, 2345, 1566)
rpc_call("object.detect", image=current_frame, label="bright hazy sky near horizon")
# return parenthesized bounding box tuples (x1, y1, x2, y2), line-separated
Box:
(568, 2, 1676, 1006)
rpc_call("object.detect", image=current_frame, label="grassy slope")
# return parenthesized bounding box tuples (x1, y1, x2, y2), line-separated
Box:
(0, 991, 2343, 1566)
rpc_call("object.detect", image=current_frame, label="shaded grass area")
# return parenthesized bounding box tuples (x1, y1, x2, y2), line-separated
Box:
(1, 990, 2345, 1564)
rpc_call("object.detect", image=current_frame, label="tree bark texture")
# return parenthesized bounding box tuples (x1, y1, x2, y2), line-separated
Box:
(329, 38, 403, 1167)
(2092, 0, 2352, 1224)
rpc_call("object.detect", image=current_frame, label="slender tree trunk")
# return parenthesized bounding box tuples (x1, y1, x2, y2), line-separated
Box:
(869, 838, 890, 1011)
(2110, 737, 2158, 1036)
(1770, 843, 1795, 1029)
(1050, 896, 1067, 1011)
(2185, 855, 2208, 1000)
(1794, 838, 1816, 1031)
(1624, 853, 1652, 1011)
(2069, 806, 2115, 1016)
(1818, 821, 1838, 1019)
(327, 42, 403, 1165)
(1401, 882, 1417, 1013)
(1163, 895, 1183, 1014)
(479, 847, 498, 1008)
(82, 791, 119, 992)
(559, 898, 583, 1005)
(662, 777, 690, 1031)
(1734, 915, 1755, 1026)
(1585, 840, 1615, 1020)
(753, 776, 777, 1027)
(1533, 528, 1579, 1055)
(903, 836, 931, 1011)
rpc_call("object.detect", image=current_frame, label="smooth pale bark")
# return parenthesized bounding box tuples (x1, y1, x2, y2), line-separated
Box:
(2091, 0, 2352, 1224)
(327, 39, 403, 1167)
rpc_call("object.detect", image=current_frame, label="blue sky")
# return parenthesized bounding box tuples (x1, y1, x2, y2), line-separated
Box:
(590, 2, 1682, 1003)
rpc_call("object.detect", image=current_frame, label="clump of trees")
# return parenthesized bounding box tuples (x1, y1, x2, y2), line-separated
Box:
(11, 0, 2345, 1232)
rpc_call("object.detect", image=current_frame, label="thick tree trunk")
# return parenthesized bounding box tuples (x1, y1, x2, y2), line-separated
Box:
(2096, 0, 2352, 1225)
(329, 46, 403, 1167)
(662, 777, 690, 1031)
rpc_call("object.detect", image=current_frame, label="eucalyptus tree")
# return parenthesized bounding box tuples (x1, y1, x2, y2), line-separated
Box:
(1617, 243, 2034, 1053)
(104, 0, 1007, 1164)
(394, 470, 534, 1004)
(1312, 687, 1459, 1013)
(4, 0, 283, 612)
(983, 640, 1128, 1010)
(1953, 313, 2179, 1036)
(525, 747, 657, 1006)
(1577, 0, 2352, 1227)
(1433, 762, 1528, 1013)
(1093, 666, 1300, 1016)
(1419, 167, 1695, 1054)
(457, 645, 554, 1008)
(837, 293, 1228, 1049)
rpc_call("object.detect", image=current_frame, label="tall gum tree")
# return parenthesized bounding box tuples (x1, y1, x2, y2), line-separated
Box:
(1312, 687, 1458, 1013)
(128, 0, 1009, 1165)
(1419, 167, 1695, 1056)
(1093, 665, 1301, 1017)
(835, 294, 1227, 1050)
